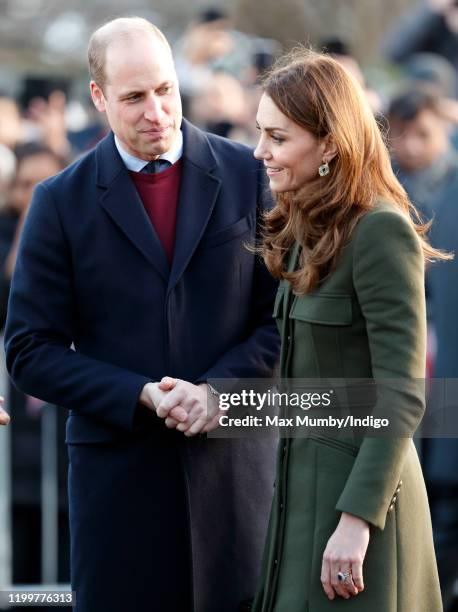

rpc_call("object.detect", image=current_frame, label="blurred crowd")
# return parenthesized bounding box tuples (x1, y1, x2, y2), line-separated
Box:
(0, 1, 457, 610)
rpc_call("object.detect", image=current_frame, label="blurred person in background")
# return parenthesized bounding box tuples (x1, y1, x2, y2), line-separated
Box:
(228, 49, 279, 147)
(388, 87, 457, 216)
(321, 37, 382, 114)
(174, 7, 254, 102)
(0, 143, 16, 208)
(18, 78, 71, 159)
(0, 142, 70, 588)
(24, 90, 70, 159)
(0, 143, 68, 321)
(0, 141, 15, 429)
(175, 8, 280, 143)
(0, 82, 74, 160)
(67, 95, 109, 154)
(188, 70, 251, 137)
(5, 16, 278, 612)
(388, 86, 458, 612)
(398, 52, 458, 150)
(173, 6, 271, 141)
(383, 0, 458, 96)
(0, 95, 23, 151)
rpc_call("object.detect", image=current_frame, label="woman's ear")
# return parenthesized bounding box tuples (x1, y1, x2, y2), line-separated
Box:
(321, 134, 338, 163)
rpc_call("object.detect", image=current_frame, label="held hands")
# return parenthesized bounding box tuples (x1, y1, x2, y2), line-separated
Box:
(139, 382, 189, 424)
(321, 512, 369, 600)
(156, 377, 222, 436)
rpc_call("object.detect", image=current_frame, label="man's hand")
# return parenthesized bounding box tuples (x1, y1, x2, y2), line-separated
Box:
(139, 382, 188, 423)
(0, 397, 10, 425)
(157, 378, 222, 436)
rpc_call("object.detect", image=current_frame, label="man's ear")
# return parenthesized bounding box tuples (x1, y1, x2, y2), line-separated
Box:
(321, 134, 338, 163)
(90, 81, 106, 113)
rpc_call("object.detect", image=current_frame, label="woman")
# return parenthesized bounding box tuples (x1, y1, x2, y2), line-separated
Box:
(252, 48, 445, 612)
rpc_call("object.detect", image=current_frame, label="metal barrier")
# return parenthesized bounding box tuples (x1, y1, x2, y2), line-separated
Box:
(0, 408, 12, 593)
(0, 351, 70, 609)
(0, 345, 12, 593)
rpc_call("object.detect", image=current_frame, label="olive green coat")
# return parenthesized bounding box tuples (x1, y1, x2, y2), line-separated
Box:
(253, 204, 442, 612)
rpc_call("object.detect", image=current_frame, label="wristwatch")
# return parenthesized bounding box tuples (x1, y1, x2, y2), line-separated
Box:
(207, 383, 220, 399)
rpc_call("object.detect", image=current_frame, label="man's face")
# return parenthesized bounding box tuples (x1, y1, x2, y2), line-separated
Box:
(91, 34, 182, 161)
(389, 109, 449, 173)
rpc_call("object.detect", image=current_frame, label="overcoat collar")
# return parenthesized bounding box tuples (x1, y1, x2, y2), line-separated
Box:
(95, 119, 221, 286)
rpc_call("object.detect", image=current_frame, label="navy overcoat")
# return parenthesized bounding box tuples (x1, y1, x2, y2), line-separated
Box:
(5, 120, 279, 612)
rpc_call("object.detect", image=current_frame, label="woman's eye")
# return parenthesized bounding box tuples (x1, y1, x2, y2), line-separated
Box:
(271, 135, 284, 144)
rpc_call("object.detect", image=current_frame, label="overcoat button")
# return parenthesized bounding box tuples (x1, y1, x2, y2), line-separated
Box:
(389, 503, 395, 511)
(392, 495, 397, 503)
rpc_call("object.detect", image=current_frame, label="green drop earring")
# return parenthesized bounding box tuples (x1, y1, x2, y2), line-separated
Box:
(318, 160, 330, 177)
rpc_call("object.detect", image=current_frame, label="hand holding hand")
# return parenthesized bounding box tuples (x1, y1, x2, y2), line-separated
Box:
(321, 512, 369, 600)
(157, 378, 222, 436)
(139, 382, 188, 424)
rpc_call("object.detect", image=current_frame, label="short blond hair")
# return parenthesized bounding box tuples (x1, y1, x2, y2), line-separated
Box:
(88, 16, 172, 91)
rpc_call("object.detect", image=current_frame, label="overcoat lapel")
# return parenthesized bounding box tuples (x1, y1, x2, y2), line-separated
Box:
(168, 120, 221, 293)
(95, 132, 169, 281)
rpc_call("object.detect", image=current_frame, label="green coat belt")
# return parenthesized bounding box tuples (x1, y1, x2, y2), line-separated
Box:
(253, 203, 442, 612)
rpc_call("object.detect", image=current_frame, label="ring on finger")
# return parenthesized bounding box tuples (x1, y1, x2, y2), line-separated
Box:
(337, 570, 352, 584)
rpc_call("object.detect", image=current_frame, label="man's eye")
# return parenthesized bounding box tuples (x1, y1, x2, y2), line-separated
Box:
(158, 86, 172, 95)
(126, 94, 141, 102)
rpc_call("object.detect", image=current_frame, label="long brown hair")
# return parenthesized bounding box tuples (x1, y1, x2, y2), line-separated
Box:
(259, 47, 450, 295)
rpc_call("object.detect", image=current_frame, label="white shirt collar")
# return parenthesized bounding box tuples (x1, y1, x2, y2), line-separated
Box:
(114, 130, 183, 172)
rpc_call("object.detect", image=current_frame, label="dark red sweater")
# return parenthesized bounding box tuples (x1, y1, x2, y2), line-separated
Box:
(129, 159, 182, 265)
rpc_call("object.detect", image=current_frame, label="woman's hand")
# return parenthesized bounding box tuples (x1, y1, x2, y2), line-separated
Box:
(321, 512, 370, 600)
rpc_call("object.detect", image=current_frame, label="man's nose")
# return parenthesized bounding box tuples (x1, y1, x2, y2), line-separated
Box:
(144, 95, 164, 123)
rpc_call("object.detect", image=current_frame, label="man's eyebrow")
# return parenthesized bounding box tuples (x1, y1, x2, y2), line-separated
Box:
(118, 81, 173, 99)
(118, 90, 143, 100)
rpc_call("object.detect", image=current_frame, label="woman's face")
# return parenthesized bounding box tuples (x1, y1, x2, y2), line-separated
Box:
(254, 93, 328, 192)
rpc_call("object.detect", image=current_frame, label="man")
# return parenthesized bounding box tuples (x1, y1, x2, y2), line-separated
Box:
(5, 17, 279, 612)
(383, 0, 458, 96)
(388, 86, 458, 612)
